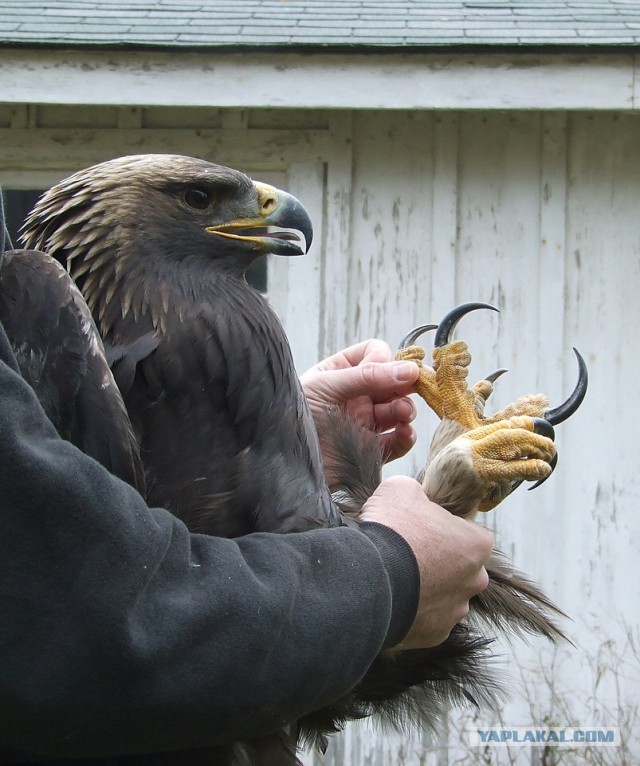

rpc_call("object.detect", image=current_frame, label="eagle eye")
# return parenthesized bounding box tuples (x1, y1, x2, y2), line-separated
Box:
(184, 188, 214, 210)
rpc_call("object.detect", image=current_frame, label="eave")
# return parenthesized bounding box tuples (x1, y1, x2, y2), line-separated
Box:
(1, 46, 639, 110)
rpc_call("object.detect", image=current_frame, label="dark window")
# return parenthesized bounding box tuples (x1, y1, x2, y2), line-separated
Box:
(3, 189, 41, 249)
(1, 188, 268, 293)
(245, 257, 267, 293)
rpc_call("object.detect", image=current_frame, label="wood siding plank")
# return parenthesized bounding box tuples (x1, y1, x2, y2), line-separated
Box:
(0, 127, 332, 173)
(0, 50, 636, 110)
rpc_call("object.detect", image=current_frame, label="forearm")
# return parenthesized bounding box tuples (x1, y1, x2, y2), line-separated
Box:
(0, 335, 418, 759)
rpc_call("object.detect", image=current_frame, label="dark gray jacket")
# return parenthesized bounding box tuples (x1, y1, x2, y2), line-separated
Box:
(0, 321, 418, 763)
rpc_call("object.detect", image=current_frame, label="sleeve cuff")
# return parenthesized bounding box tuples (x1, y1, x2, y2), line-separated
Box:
(360, 521, 420, 649)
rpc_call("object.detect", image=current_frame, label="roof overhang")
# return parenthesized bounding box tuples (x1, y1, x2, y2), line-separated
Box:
(0, 47, 638, 110)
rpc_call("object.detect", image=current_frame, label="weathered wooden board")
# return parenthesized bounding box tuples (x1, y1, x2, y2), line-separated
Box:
(0, 49, 638, 110)
(305, 109, 640, 763)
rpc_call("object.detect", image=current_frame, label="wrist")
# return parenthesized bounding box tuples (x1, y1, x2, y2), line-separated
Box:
(360, 522, 420, 649)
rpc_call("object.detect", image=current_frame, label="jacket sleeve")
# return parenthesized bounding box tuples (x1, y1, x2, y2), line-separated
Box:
(0, 323, 419, 761)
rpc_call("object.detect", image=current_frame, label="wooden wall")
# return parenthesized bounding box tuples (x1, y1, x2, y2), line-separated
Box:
(322, 110, 640, 764)
(1, 105, 638, 764)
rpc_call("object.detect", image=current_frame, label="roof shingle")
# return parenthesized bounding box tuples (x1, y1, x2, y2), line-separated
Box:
(0, 0, 639, 48)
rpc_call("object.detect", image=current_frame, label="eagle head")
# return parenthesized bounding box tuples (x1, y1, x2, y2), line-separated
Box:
(20, 154, 313, 332)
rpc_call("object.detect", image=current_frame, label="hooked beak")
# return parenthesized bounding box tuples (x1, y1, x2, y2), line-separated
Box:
(206, 182, 313, 257)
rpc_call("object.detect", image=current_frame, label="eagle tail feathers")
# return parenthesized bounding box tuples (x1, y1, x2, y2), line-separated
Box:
(473, 555, 570, 644)
(298, 624, 503, 751)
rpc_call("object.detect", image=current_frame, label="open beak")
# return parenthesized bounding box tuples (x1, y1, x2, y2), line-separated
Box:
(206, 182, 313, 256)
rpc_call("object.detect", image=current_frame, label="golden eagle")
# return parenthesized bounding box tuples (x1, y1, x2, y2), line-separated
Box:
(1, 155, 585, 764)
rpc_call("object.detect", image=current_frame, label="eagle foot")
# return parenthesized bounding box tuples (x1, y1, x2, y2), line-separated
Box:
(423, 416, 557, 515)
(397, 304, 546, 429)
(398, 303, 587, 514)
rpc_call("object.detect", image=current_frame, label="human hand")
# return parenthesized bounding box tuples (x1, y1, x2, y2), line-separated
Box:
(300, 340, 420, 481)
(360, 476, 493, 650)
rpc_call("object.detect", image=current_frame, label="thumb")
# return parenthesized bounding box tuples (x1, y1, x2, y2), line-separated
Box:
(360, 475, 429, 526)
(321, 361, 420, 403)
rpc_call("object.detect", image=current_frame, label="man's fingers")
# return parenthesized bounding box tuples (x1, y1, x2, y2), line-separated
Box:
(303, 362, 420, 409)
(475, 566, 490, 594)
(330, 361, 420, 404)
(308, 339, 393, 374)
(373, 397, 416, 431)
(379, 422, 417, 463)
(341, 339, 393, 367)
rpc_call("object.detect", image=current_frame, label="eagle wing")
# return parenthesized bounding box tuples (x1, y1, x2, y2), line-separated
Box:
(0, 248, 145, 494)
(107, 286, 340, 537)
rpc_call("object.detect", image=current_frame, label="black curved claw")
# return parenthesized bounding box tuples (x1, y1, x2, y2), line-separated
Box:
(532, 417, 556, 441)
(434, 302, 499, 348)
(485, 368, 508, 384)
(544, 348, 588, 426)
(529, 452, 558, 490)
(528, 419, 556, 490)
(398, 324, 438, 351)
